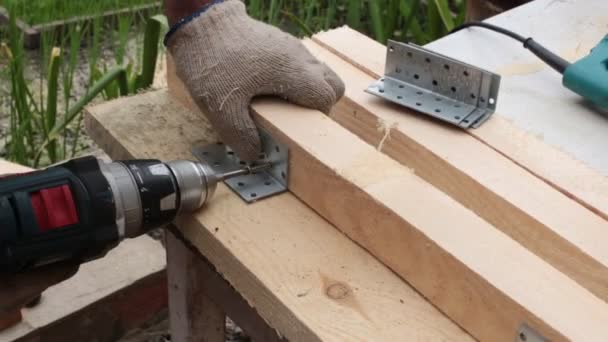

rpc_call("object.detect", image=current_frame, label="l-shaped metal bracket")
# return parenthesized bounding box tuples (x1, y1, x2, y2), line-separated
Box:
(367, 40, 501, 128)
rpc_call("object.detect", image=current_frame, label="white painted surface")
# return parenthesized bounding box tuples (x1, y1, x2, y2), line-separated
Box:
(427, 0, 608, 173)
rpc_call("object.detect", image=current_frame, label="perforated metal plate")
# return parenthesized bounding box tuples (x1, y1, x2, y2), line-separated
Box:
(367, 40, 501, 128)
(192, 129, 289, 203)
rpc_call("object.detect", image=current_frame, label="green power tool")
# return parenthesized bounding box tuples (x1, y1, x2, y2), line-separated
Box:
(453, 22, 608, 111)
(563, 35, 608, 109)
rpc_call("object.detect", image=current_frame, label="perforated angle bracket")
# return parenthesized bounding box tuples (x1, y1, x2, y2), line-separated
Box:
(192, 128, 289, 203)
(366, 40, 501, 128)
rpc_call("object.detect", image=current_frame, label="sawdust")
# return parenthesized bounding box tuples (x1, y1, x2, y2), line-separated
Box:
(376, 118, 398, 152)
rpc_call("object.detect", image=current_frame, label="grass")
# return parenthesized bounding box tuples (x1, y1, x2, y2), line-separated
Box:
(1, 0, 160, 26)
(0, 4, 166, 167)
(247, 0, 467, 45)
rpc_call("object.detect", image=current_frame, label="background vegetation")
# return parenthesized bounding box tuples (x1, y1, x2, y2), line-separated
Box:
(247, 0, 466, 45)
(2, 0, 160, 26)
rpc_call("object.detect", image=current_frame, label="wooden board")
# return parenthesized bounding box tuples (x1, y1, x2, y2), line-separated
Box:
(84, 90, 474, 342)
(163, 63, 608, 341)
(311, 0, 608, 223)
(301, 38, 608, 304)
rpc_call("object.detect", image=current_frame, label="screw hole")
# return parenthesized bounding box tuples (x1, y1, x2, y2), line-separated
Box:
(397, 95, 403, 99)
(251, 193, 257, 198)
(407, 52, 413, 57)
(238, 182, 245, 187)
(227, 151, 234, 155)
(425, 57, 431, 63)
(444, 64, 450, 70)
(381, 78, 385, 82)
(239, 161, 247, 165)
(470, 94, 477, 99)
(398, 84, 404, 89)
(416, 102, 422, 106)
(519, 332, 527, 342)
(275, 146, 280, 153)
(454, 104, 461, 108)
(416, 91, 423, 95)
(214, 162, 221, 167)
(414, 74, 420, 80)
(396, 68, 402, 73)
(435, 98, 442, 102)
(451, 87, 457, 92)
(281, 172, 286, 179)
(216, 142, 224, 146)
(455, 116, 461, 120)
(435, 109, 442, 113)
(463, 71, 470, 76)
(265, 181, 272, 186)
(480, 97, 486, 103)
(464, 119, 469, 123)
(432, 80, 438, 86)
(379, 89, 385, 93)
(389, 46, 394, 52)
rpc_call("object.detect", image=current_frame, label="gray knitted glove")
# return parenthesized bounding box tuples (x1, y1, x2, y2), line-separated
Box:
(167, 0, 345, 162)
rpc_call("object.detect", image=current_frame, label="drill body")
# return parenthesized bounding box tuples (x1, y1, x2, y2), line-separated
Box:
(563, 35, 608, 110)
(0, 156, 219, 273)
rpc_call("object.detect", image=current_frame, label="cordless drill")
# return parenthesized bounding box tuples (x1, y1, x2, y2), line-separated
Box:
(0, 155, 269, 273)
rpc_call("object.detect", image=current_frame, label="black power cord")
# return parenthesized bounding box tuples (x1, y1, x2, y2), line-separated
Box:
(451, 21, 571, 74)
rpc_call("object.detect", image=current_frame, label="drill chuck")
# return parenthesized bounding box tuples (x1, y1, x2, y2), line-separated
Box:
(0, 156, 221, 273)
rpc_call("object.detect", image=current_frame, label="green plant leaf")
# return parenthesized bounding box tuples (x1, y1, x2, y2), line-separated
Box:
(433, 0, 455, 31)
(45, 47, 62, 163)
(282, 10, 314, 36)
(346, 0, 361, 30)
(368, 0, 386, 43)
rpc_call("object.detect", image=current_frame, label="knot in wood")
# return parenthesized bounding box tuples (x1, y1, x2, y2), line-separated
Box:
(326, 283, 350, 300)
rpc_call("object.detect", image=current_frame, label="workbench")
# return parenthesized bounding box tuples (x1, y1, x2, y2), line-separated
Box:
(84, 0, 608, 341)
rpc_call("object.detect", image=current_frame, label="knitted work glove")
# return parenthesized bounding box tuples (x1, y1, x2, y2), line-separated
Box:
(167, 0, 345, 162)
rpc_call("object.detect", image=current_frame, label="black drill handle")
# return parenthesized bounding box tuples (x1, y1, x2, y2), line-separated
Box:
(0, 157, 118, 273)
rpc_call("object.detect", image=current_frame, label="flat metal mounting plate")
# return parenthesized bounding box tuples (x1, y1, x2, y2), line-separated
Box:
(192, 129, 289, 203)
(366, 40, 501, 128)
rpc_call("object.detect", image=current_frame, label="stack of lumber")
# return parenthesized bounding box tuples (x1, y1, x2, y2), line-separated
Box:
(85, 1, 608, 340)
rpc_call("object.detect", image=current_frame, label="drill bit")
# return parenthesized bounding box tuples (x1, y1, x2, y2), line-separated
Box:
(217, 162, 273, 181)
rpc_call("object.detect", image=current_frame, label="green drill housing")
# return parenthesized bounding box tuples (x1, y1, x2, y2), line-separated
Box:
(563, 35, 608, 110)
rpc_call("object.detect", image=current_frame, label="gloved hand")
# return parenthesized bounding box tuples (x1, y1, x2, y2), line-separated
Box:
(166, 0, 345, 162)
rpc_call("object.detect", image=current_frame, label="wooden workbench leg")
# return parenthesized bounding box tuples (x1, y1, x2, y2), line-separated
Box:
(167, 230, 226, 342)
